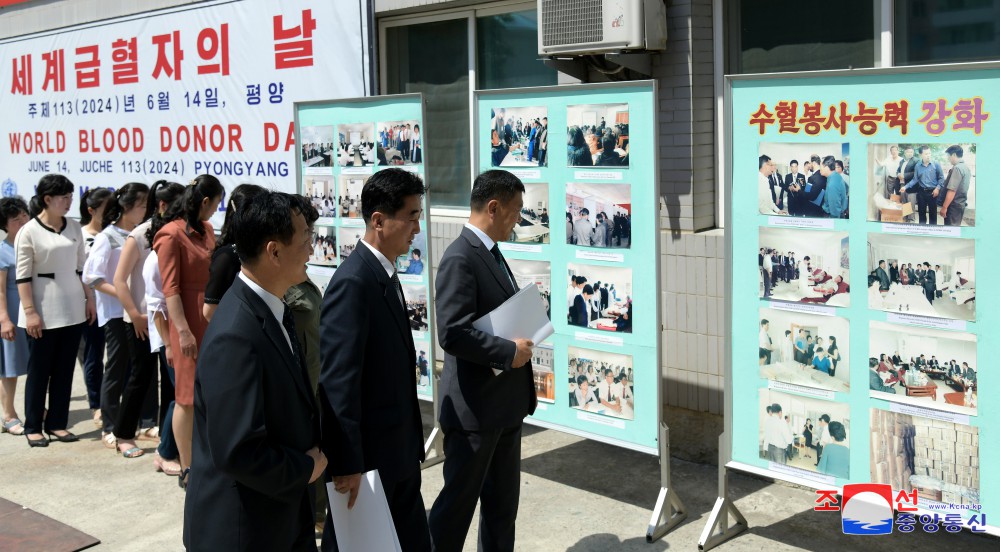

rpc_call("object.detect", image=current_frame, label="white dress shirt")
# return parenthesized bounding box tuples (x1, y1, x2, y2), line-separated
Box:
(82, 225, 130, 327)
(142, 250, 165, 352)
(238, 272, 292, 352)
(759, 171, 781, 214)
(464, 222, 495, 250)
(764, 415, 793, 449)
(359, 239, 396, 277)
(759, 328, 772, 350)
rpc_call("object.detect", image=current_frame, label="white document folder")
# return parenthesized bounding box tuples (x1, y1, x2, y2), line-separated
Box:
(327, 470, 401, 552)
(472, 284, 554, 375)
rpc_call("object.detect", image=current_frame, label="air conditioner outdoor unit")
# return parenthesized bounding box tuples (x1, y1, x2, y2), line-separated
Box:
(538, 0, 667, 56)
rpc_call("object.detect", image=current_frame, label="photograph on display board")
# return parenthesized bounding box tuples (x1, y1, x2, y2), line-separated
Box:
(870, 408, 980, 506)
(402, 284, 429, 332)
(866, 233, 975, 322)
(489, 107, 548, 167)
(758, 227, 850, 306)
(532, 344, 555, 404)
(338, 227, 364, 263)
(567, 346, 633, 420)
(337, 123, 377, 167)
(377, 120, 422, 166)
(566, 183, 631, 248)
(867, 143, 976, 226)
(868, 321, 977, 416)
(415, 341, 431, 395)
(304, 176, 336, 222)
(758, 308, 850, 393)
(396, 231, 426, 277)
(508, 183, 549, 244)
(338, 174, 368, 219)
(309, 226, 337, 267)
(566, 103, 629, 167)
(300, 125, 334, 167)
(757, 143, 850, 217)
(758, 389, 851, 479)
(566, 263, 632, 333)
(507, 259, 551, 319)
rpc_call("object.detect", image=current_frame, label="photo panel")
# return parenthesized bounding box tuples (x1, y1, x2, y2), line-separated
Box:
(566, 103, 629, 167)
(567, 346, 633, 420)
(508, 183, 550, 244)
(414, 340, 432, 396)
(304, 176, 335, 223)
(867, 143, 976, 226)
(309, 225, 337, 267)
(566, 263, 632, 333)
(758, 308, 850, 393)
(401, 284, 429, 332)
(867, 233, 975, 322)
(337, 227, 364, 263)
(758, 389, 851, 479)
(532, 344, 555, 404)
(508, 259, 551, 320)
(758, 227, 850, 307)
(566, 183, 631, 249)
(336, 123, 377, 167)
(757, 142, 850, 217)
(396, 230, 427, 279)
(300, 125, 334, 167)
(868, 321, 977, 416)
(870, 408, 980, 506)
(489, 106, 549, 167)
(338, 174, 368, 219)
(377, 120, 422, 166)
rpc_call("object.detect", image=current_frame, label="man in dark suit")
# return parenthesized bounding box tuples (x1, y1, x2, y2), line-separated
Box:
(319, 168, 430, 552)
(429, 170, 536, 552)
(184, 191, 327, 551)
(922, 262, 936, 303)
(875, 260, 891, 291)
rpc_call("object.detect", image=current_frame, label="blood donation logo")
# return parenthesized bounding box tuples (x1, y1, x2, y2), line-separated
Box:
(840, 484, 894, 535)
(1, 179, 16, 198)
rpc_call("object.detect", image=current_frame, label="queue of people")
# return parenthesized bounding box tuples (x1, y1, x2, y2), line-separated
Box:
(758, 153, 849, 218)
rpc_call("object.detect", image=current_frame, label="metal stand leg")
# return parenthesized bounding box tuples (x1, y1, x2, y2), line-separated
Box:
(645, 423, 688, 542)
(698, 433, 748, 551)
(421, 373, 445, 469)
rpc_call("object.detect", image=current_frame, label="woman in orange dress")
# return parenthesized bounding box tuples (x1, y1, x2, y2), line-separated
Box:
(151, 175, 223, 488)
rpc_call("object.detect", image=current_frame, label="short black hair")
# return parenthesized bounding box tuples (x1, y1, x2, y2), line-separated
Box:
(31, 174, 75, 216)
(470, 170, 525, 211)
(835, 160, 845, 171)
(770, 403, 782, 414)
(290, 193, 319, 226)
(819, 414, 830, 423)
(233, 191, 299, 263)
(828, 421, 846, 442)
(821, 156, 837, 171)
(758, 154, 771, 169)
(0, 196, 29, 232)
(761, 319, 769, 327)
(361, 168, 425, 223)
(918, 145, 931, 154)
(411, 248, 421, 258)
(790, 159, 798, 166)
(582, 284, 594, 295)
(945, 144, 964, 158)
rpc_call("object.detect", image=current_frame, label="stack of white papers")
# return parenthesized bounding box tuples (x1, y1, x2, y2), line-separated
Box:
(472, 284, 554, 375)
(327, 470, 401, 551)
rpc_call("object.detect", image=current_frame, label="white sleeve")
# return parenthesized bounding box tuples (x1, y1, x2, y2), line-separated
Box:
(82, 233, 112, 286)
(142, 252, 166, 317)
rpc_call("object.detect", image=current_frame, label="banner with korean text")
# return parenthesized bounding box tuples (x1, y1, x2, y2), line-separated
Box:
(0, 0, 371, 225)
(726, 65, 998, 535)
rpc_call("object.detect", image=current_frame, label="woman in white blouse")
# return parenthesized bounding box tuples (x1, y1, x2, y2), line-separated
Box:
(17, 174, 95, 447)
(78, 188, 113, 429)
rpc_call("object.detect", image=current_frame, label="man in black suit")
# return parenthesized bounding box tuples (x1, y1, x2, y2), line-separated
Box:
(429, 170, 536, 552)
(184, 191, 327, 551)
(922, 262, 936, 304)
(319, 168, 430, 552)
(875, 260, 891, 291)
(784, 159, 806, 215)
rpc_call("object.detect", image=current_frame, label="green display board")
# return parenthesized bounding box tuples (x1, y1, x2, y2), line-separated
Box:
(295, 94, 434, 401)
(474, 81, 659, 454)
(727, 65, 998, 533)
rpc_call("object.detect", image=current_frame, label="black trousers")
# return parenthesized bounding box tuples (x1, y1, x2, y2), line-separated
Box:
(23, 324, 83, 435)
(100, 318, 130, 434)
(429, 424, 523, 552)
(322, 469, 430, 552)
(916, 188, 938, 225)
(114, 325, 161, 440)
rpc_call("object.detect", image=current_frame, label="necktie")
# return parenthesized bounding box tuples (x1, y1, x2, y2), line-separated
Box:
(281, 305, 301, 361)
(390, 272, 406, 313)
(490, 245, 517, 290)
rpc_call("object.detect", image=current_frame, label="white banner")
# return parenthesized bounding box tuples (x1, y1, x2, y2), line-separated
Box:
(0, 0, 371, 225)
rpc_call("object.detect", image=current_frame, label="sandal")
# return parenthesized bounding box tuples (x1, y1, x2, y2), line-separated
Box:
(136, 427, 160, 442)
(117, 441, 144, 459)
(154, 454, 182, 476)
(178, 467, 191, 490)
(102, 432, 117, 449)
(91, 409, 102, 429)
(2, 418, 24, 436)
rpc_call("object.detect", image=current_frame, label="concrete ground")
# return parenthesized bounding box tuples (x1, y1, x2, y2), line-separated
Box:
(1, 367, 997, 551)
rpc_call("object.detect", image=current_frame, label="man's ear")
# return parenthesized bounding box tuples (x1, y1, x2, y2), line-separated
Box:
(265, 240, 281, 265)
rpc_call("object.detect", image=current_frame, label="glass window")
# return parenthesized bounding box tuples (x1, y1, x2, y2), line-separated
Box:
(734, 0, 875, 73)
(477, 11, 558, 90)
(894, 0, 1000, 65)
(386, 18, 470, 208)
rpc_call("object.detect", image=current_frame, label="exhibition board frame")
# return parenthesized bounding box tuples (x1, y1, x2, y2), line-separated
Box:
(702, 62, 1000, 550)
(292, 93, 443, 459)
(473, 81, 685, 540)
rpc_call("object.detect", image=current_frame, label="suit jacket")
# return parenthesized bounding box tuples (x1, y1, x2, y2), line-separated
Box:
(184, 277, 319, 552)
(876, 267, 890, 290)
(318, 242, 424, 483)
(436, 227, 536, 431)
(923, 269, 936, 290)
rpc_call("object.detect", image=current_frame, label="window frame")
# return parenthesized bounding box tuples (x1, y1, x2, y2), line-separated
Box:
(378, 0, 537, 216)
